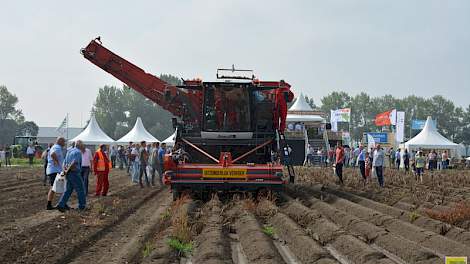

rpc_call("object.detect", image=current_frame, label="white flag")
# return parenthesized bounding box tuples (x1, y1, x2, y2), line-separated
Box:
(390, 109, 397, 125)
(396, 111, 405, 142)
(330, 110, 338, 132)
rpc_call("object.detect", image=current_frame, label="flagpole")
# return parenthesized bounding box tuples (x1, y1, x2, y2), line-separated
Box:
(66, 113, 69, 141)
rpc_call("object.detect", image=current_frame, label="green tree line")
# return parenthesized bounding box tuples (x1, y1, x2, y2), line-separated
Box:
(0, 85, 39, 145)
(92, 74, 181, 141)
(312, 91, 470, 144)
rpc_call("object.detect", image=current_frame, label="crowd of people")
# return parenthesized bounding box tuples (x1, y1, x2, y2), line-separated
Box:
(41, 137, 171, 212)
(327, 143, 453, 187)
(0, 146, 12, 167)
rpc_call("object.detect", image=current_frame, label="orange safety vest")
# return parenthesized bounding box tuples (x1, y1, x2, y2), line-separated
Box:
(96, 150, 110, 172)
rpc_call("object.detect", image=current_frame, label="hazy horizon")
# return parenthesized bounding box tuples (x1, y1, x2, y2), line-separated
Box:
(1, 0, 469, 127)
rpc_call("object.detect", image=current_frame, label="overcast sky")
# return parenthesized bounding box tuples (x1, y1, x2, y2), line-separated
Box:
(1, 0, 469, 127)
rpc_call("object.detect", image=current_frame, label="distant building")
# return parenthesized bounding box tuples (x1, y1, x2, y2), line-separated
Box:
(37, 127, 83, 146)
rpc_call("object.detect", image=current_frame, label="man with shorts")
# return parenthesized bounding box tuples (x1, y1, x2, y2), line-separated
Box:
(46, 137, 65, 210)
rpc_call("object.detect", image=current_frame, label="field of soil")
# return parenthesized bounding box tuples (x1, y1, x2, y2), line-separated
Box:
(0, 166, 469, 263)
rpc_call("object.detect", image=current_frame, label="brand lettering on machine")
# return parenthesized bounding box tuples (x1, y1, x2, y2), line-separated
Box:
(203, 168, 247, 178)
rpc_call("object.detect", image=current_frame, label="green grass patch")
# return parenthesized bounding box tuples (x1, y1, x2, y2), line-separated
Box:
(409, 211, 420, 222)
(142, 242, 153, 258)
(160, 208, 171, 220)
(166, 237, 193, 257)
(262, 225, 275, 237)
(9, 158, 43, 167)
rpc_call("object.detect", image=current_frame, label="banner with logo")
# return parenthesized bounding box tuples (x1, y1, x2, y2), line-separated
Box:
(396, 111, 405, 142)
(367, 134, 376, 152)
(411, 119, 426, 130)
(366, 132, 388, 143)
(375, 109, 396, 126)
(331, 108, 351, 122)
(330, 108, 350, 132)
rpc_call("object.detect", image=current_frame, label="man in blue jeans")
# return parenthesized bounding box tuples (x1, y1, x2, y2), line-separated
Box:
(57, 140, 86, 212)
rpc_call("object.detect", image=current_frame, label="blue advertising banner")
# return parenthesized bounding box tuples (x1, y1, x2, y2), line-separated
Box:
(366, 132, 388, 143)
(411, 120, 426, 130)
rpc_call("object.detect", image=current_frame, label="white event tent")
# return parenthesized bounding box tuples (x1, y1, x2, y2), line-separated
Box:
(162, 130, 176, 147)
(117, 117, 159, 143)
(404, 116, 459, 154)
(69, 116, 115, 145)
(286, 93, 326, 123)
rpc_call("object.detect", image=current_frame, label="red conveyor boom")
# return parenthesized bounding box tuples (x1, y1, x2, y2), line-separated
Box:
(81, 38, 200, 120)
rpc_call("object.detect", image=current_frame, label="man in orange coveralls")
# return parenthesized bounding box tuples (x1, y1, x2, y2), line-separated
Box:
(93, 144, 111, 196)
(273, 84, 294, 132)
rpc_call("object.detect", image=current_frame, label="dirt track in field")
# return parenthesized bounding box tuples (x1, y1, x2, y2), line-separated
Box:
(0, 166, 469, 263)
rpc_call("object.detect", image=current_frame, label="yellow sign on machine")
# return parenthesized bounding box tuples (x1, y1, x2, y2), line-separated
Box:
(202, 168, 247, 179)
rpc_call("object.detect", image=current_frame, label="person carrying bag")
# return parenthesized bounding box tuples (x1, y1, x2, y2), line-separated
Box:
(52, 172, 67, 194)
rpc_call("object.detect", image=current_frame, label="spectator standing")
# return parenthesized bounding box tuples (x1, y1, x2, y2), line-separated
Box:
(352, 147, 360, 168)
(139, 141, 150, 188)
(365, 152, 372, 183)
(306, 144, 314, 166)
(386, 148, 392, 167)
(403, 149, 410, 172)
(46, 137, 65, 210)
(57, 140, 86, 212)
(131, 144, 140, 183)
(158, 143, 167, 177)
(335, 144, 345, 184)
(41, 143, 53, 185)
(93, 144, 110, 196)
(4, 146, 11, 167)
(328, 148, 334, 166)
(316, 148, 323, 166)
(127, 142, 133, 175)
(436, 151, 442, 170)
(0, 147, 5, 168)
(319, 147, 326, 167)
(442, 150, 449, 169)
(373, 144, 385, 187)
(149, 142, 160, 186)
(395, 149, 401, 169)
(357, 146, 366, 183)
(81, 146, 93, 196)
(415, 151, 425, 183)
(428, 150, 436, 170)
(410, 150, 417, 174)
(344, 146, 350, 168)
(118, 145, 126, 170)
(110, 146, 117, 168)
(26, 145, 35, 166)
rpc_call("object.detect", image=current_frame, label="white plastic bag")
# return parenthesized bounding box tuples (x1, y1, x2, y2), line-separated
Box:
(371, 167, 377, 179)
(52, 173, 67, 193)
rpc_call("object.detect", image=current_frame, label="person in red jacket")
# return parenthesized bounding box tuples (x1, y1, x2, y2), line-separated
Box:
(273, 84, 294, 133)
(93, 144, 110, 196)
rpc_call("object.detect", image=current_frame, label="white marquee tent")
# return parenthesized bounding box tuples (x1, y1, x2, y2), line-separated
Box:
(69, 116, 115, 145)
(117, 117, 159, 143)
(404, 116, 459, 153)
(289, 93, 312, 112)
(162, 130, 176, 147)
(286, 93, 326, 123)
